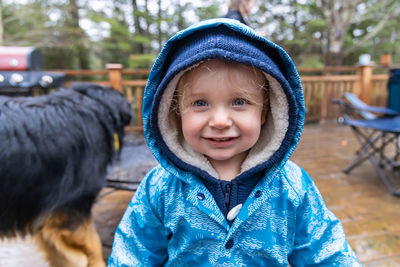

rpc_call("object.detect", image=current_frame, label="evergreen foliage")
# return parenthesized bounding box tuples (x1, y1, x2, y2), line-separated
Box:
(0, 0, 398, 68)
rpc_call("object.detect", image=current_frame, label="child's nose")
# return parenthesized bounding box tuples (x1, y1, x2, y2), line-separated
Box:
(209, 107, 232, 129)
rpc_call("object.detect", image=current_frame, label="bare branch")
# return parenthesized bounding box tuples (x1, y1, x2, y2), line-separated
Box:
(343, 5, 399, 55)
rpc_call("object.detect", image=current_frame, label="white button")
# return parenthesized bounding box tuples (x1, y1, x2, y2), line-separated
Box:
(227, 204, 242, 221)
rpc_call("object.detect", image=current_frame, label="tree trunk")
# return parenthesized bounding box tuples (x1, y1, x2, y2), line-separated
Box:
(131, 0, 145, 54)
(0, 0, 3, 45)
(144, 0, 150, 54)
(157, 0, 162, 51)
(68, 0, 89, 69)
(320, 0, 358, 65)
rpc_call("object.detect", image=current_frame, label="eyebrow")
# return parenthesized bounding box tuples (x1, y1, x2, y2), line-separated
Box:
(232, 87, 264, 102)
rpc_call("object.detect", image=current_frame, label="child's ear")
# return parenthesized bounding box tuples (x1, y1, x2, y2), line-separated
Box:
(261, 107, 267, 125)
(261, 93, 269, 125)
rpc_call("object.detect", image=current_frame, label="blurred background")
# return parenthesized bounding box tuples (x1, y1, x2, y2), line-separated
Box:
(2, 1, 400, 264)
(1, 0, 399, 70)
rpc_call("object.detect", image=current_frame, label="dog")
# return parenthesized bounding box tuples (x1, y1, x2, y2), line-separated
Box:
(0, 83, 131, 266)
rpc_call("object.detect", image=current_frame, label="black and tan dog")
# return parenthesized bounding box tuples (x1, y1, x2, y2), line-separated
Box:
(0, 83, 131, 266)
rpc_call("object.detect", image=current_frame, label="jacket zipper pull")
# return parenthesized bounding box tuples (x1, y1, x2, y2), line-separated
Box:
(224, 183, 232, 210)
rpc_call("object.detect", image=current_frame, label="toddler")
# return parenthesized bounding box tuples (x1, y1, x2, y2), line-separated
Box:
(108, 18, 360, 266)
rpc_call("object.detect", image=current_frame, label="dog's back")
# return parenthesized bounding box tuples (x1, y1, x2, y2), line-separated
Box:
(0, 84, 131, 266)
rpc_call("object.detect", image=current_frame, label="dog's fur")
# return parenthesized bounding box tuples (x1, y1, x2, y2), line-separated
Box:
(0, 83, 131, 266)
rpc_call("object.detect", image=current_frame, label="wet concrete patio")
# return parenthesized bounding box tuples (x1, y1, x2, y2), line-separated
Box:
(292, 122, 400, 266)
(94, 122, 400, 265)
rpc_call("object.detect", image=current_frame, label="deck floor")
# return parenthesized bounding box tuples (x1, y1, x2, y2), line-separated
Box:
(94, 122, 400, 265)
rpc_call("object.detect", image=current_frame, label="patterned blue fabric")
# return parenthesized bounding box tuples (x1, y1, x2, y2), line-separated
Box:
(108, 18, 360, 266)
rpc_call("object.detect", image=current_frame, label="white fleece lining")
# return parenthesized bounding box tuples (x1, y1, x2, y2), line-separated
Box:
(158, 68, 289, 179)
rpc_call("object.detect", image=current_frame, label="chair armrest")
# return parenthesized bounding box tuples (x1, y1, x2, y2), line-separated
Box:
(355, 105, 399, 116)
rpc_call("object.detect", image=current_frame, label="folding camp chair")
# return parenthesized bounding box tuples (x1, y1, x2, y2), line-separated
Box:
(333, 94, 400, 197)
(341, 93, 399, 167)
(343, 92, 398, 119)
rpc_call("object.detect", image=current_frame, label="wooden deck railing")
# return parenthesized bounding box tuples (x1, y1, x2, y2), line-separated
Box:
(51, 64, 391, 131)
(300, 65, 389, 122)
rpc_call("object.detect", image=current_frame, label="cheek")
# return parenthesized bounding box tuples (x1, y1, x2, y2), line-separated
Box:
(239, 112, 264, 140)
(181, 114, 201, 141)
(245, 123, 262, 140)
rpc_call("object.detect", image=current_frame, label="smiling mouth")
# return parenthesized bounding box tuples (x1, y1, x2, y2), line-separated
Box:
(205, 137, 236, 142)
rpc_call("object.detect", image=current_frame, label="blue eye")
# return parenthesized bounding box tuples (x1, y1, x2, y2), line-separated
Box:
(233, 98, 246, 106)
(193, 100, 208, 107)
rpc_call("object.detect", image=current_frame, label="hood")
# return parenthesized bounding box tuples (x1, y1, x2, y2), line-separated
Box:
(143, 18, 305, 183)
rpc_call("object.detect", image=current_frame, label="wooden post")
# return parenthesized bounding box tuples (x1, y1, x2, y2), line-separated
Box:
(357, 65, 373, 104)
(320, 81, 328, 122)
(135, 86, 143, 127)
(106, 63, 123, 93)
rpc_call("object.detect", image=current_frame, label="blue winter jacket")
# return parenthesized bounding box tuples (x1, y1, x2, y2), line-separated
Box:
(108, 18, 360, 266)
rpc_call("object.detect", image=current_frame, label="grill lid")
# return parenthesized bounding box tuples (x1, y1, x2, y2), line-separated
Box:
(0, 46, 43, 71)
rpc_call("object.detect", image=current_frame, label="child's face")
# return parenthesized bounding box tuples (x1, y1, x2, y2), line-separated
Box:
(177, 60, 266, 169)
(240, 0, 254, 16)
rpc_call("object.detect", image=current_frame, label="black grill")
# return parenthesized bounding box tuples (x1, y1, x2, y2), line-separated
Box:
(0, 46, 65, 96)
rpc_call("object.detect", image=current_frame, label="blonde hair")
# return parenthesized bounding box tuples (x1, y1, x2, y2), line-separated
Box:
(172, 59, 269, 115)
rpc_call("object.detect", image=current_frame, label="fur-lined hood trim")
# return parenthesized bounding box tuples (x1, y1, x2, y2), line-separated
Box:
(142, 18, 305, 184)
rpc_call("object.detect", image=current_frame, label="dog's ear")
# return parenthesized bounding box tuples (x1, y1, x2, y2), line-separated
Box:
(69, 82, 132, 127)
(70, 82, 99, 93)
(121, 109, 132, 125)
